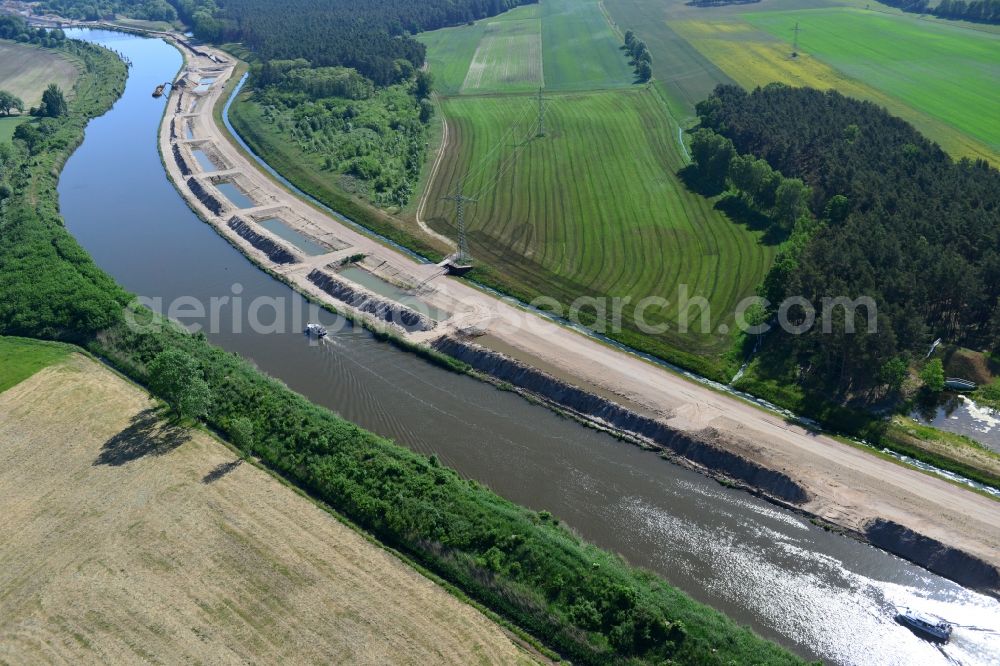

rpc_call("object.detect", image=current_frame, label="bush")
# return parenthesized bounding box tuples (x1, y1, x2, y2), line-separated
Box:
(920, 359, 946, 393)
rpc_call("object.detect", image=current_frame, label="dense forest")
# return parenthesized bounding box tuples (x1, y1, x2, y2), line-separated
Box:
(0, 14, 67, 44)
(242, 59, 434, 206)
(203, 0, 536, 85)
(37, 0, 181, 22)
(877, 0, 999, 24)
(692, 84, 1000, 398)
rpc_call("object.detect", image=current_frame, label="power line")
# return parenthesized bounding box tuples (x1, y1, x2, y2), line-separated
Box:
(441, 178, 477, 265)
(442, 91, 553, 262)
(468, 108, 545, 201)
(535, 87, 550, 137)
(451, 98, 535, 197)
(470, 95, 550, 199)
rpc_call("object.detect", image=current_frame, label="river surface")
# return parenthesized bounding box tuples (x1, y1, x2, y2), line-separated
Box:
(912, 394, 1000, 453)
(59, 30, 1000, 665)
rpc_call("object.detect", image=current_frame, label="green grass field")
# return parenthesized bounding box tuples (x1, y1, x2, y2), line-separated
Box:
(418, 0, 634, 94)
(413, 0, 777, 372)
(0, 41, 80, 109)
(539, 0, 635, 90)
(0, 116, 25, 143)
(0, 337, 70, 393)
(419, 4, 542, 95)
(422, 88, 778, 363)
(745, 8, 1000, 157)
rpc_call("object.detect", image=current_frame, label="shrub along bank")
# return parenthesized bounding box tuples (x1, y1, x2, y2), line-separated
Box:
(0, 31, 802, 666)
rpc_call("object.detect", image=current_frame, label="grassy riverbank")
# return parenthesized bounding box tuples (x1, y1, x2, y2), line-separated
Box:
(0, 31, 801, 666)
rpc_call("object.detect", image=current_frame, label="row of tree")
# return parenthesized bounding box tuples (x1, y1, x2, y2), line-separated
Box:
(0, 39, 130, 337)
(0, 15, 67, 47)
(623, 29, 652, 82)
(876, 0, 999, 24)
(693, 83, 1000, 398)
(689, 128, 811, 233)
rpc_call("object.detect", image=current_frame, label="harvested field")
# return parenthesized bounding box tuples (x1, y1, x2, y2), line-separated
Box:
(461, 19, 543, 93)
(420, 0, 633, 95)
(0, 41, 80, 109)
(0, 352, 537, 665)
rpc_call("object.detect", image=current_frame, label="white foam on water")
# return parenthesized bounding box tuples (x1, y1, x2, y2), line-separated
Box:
(960, 395, 1000, 434)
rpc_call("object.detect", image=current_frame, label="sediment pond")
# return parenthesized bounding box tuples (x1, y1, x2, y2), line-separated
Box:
(259, 217, 330, 256)
(58, 29, 1000, 665)
(190, 147, 218, 172)
(214, 181, 255, 208)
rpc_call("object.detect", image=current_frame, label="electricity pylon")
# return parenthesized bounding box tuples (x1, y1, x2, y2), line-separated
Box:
(442, 179, 476, 265)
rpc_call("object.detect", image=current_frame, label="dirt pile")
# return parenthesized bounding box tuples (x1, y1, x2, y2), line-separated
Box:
(228, 216, 299, 264)
(308, 269, 435, 332)
(866, 519, 1000, 595)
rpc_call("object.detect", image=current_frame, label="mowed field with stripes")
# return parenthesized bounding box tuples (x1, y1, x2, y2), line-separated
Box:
(417, 0, 780, 366)
(423, 90, 777, 359)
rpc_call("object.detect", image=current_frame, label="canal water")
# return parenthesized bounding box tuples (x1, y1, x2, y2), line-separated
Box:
(58, 30, 1000, 665)
(912, 394, 1000, 454)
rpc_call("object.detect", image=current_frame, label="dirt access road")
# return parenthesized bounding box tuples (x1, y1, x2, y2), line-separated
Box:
(0, 353, 539, 664)
(161, 37, 1000, 578)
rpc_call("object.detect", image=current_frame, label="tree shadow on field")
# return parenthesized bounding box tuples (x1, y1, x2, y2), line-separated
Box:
(714, 195, 789, 246)
(94, 407, 191, 467)
(677, 164, 725, 197)
(202, 459, 243, 484)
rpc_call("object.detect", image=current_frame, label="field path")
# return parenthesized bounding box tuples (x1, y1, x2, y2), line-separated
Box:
(0, 354, 540, 664)
(414, 106, 457, 249)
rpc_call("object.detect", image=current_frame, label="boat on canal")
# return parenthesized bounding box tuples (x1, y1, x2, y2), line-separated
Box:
(304, 322, 327, 338)
(896, 608, 953, 642)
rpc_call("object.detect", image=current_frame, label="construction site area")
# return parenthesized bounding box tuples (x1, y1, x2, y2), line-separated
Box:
(162, 48, 480, 339)
(159, 35, 1000, 597)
